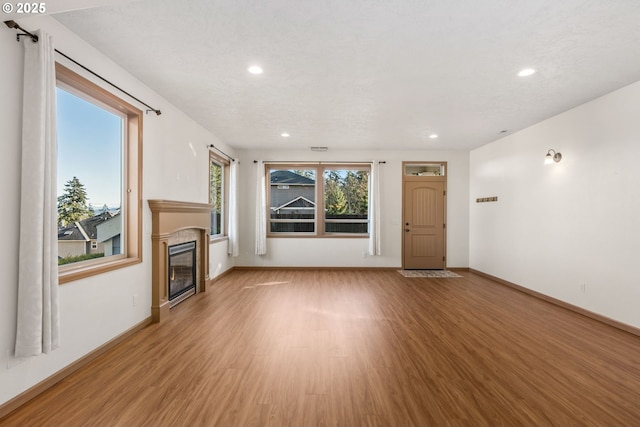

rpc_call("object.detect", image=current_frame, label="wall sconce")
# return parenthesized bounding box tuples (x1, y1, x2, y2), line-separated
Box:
(544, 149, 562, 165)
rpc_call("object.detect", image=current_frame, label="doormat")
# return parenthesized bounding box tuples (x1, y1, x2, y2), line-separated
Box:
(397, 270, 463, 278)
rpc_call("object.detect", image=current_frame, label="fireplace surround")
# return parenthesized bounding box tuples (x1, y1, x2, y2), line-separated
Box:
(168, 240, 196, 306)
(148, 200, 212, 322)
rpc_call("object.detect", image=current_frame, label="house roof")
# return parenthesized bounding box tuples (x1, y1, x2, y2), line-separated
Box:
(57, 223, 85, 241)
(57, 212, 115, 241)
(270, 170, 315, 185)
(96, 212, 122, 242)
(272, 196, 316, 211)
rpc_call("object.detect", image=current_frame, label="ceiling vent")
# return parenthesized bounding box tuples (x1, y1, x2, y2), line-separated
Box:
(310, 146, 328, 151)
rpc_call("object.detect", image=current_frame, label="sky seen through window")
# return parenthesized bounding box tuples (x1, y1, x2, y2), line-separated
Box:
(56, 87, 123, 210)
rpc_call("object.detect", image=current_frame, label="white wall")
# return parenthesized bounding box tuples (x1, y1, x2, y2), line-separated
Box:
(0, 15, 235, 406)
(236, 149, 470, 268)
(210, 238, 235, 278)
(470, 80, 640, 329)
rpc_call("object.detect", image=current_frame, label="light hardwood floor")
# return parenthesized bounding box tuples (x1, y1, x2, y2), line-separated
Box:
(3, 269, 640, 426)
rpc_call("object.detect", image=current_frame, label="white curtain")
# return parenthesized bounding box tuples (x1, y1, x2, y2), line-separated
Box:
(227, 161, 239, 256)
(255, 160, 267, 255)
(368, 161, 381, 256)
(15, 30, 61, 357)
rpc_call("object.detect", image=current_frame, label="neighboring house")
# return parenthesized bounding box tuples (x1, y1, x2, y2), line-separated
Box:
(96, 212, 122, 256)
(57, 223, 90, 258)
(271, 196, 316, 217)
(57, 211, 119, 258)
(270, 170, 315, 218)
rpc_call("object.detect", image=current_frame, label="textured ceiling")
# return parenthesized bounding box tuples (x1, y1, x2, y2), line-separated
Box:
(52, 0, 640, 151)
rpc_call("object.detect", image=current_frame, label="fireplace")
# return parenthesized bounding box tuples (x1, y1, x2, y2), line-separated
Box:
(168, 241, 196, 307)
(148, 200, 212, 323)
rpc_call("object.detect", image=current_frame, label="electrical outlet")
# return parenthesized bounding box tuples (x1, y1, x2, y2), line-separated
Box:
(580, 283, 586, 293)
(132, 294, 138, 307)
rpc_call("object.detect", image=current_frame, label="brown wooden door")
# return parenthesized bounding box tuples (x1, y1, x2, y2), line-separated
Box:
(403, 181, 445, 269)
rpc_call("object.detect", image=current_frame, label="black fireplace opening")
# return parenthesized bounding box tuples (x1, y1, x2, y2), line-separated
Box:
(168, 241, 196, 305)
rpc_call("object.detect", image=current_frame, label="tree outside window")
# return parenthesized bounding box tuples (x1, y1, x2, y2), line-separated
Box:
(210, 159, 223, 236)
(324, 169, 369, 234)
(209, 152, 229, 238)
(57, 176, 93, 227)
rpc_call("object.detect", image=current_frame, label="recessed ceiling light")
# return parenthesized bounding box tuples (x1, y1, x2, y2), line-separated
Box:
(248, 65, 263, 75)
(281, 132, 290, 137)
(429, 134, 439, 139)
(517, 68, 536, 77)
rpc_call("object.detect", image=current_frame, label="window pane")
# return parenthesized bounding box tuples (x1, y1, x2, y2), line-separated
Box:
(325, 222, 368, 234)
(270, 222, 315, 233)
(269, 169, 316, 232)
(210, 160, 223, 236)
(324, 169, 369, 234)
(56, 87, 124, 265)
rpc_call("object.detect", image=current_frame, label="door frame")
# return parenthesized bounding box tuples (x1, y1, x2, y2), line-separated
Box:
(401, 161, 448, 269)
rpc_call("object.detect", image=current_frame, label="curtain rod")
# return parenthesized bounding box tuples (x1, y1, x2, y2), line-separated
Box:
(253, 160, 386, 164)
(207, 144, 235, 162)
(4, 20, 162, 116)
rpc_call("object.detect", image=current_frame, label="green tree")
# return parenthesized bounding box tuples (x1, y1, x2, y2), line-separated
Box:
(210, 162, 222, 212)
(356, 171, 369, 214)
(342, 170, 368, 215)
(57, 176, 93, 226)
(325, 176, 347, 215)
(210, 162, 223, 234)
(100, 204, 110, 214)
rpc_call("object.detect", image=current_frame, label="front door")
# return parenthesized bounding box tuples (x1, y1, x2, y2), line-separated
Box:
(403, 181, 445, 269)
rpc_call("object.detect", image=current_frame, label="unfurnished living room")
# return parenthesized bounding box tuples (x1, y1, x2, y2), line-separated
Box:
(2, 1, 640, 426)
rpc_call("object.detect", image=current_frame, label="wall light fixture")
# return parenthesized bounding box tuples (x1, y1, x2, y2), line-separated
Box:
(544, 149, 562, 165)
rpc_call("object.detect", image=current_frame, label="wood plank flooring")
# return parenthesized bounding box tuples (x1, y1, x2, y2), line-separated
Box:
(3, 269, 640, 426)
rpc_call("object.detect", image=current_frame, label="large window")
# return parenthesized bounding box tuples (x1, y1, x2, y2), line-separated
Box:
(209, 152, 229, 238)
(267, 164, 370, 236)
(56, 63, 142, 283)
